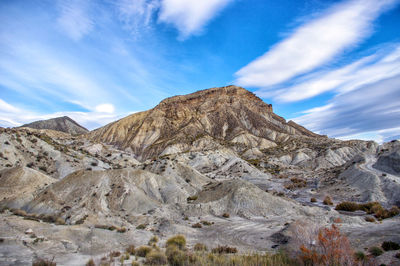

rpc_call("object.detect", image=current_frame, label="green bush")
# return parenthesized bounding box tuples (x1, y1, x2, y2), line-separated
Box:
(145, 250, 167, 265)
(166, 235, 186, 250)
(135, 246, 152, 257)
(382, 241, 400, 251)
(369, 246, 384, 257)
(354, 251, 366, 261)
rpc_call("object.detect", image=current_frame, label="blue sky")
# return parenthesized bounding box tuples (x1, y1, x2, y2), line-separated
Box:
(0, 0, 400, 143)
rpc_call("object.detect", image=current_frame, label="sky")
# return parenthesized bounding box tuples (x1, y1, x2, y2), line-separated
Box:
(0, 0, 400, 143)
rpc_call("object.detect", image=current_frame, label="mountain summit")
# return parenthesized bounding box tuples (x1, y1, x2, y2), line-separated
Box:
(20, 116, 88, 135)
(90, 85, 320, 160)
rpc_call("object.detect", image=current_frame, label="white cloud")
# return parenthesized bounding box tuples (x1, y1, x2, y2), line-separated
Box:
(158, 0, 233, 39)
(0, 99, 131, 130)
(95, 103, 115, 114)
(235, 0, 398, 88)
(273, 44, 400, 102)
(57, 0, 94, 41)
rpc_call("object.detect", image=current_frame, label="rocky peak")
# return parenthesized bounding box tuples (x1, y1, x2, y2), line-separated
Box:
(90, 86, 319, 160)
(20, 116, 88, 135)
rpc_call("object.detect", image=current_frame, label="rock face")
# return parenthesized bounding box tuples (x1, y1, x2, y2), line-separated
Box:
(90, 86, 320, 161)
(20, 116, 88, 135)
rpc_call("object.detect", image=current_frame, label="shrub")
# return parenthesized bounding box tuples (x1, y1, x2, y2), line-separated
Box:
(310, 198, 317, 203)
(126, 245, 135, 255)
(192, 223, 202, 228)
(135, 246, 152, 257)
(91, 162, 98, 167)
(354, 251, 366, 261)
(39, 166, 47, 172)
(136, 224, 147, 230)
(148, 235, 159, 245)
(85, 259, 95, 266)
(193, 243, 207, 252)
(365, 216, 376, 222)
(323, 196, 333, 205)
(166, 235, 186, 250)
(55, 217, 65, 225)
(26, 162, 35, 168)
(388, 206, 400, 217)
(222, 213, 230, 218)
(211, 245, 238, 254)
(396, 252, 400, 259)
(200, 220, 212, 226)
(187, 195, 198, 202)
(335, 201, 359, 212)
(382, 241, 400, 251)
(166, 245, 187, 266)
(117, 227, 126, 233)
(145, 250, 167, 265)
(110, 251, 121, 257)
(296, 223, 355, 266)
(369, 246, 384, 257)
(32, 258, 56, 266)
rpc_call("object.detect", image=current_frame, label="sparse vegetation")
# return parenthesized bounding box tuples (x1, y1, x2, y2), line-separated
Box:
(126, 245, 135, 255)
(148, 235, 159, 245)
(354, 251, 366, 262)
(32, 258, 56, 266)
(369, 246, 384, 257)
(187, 195, 198, 202)
(310, 197, 317, 203)
(192, 222, 202, 228)
(323, 195, 333, 205)
(193, 243, 207, 252)
(135, 246, 152, 257)
(211, 245, 238, 254)
(85, 258, 95, 266)
(222, 213, 230, 218)
(166, 235, 186, 250)
(382, 241, 400, 251)
(145, 250, 167, 265)
(136, 224, 147, 230)
(335, 201, 400, 219)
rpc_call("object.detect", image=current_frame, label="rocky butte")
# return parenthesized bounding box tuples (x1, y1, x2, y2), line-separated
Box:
(0, 86, 399, 265)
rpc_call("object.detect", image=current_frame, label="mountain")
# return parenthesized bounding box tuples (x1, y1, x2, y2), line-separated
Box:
(90, 85, 321, 160)
(1, 86, 399, 265)
(20, 116, 88, 135)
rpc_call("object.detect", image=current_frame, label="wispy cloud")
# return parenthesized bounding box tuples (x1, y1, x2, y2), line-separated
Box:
(57, 0, 94, 41)
(235, 0, 398, 88)
(158, 0, 234, 39)
(274, 44, 400, 102)
(116, 0, 159, 34)
(292, 73, 400, 141)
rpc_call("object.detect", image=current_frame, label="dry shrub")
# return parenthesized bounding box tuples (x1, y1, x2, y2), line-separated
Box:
(126, 245, 135, 255)
(290, 221, 358, 266)
(335, 201, 359, 212)
(222, 213, 230, 218)
(193, 243, 208, 252)
(192, 223, 202, 228)
(145, 250, 167, 265)
(32, 258, 56, 266)
(211, 245, 238, 254)
(323, 196, 333, 205)
(166, 235, 186, 250)
(166, 245, 187, 266)
(135, 246, 152, 257)
(109, 251, 121, 257)
(85, 258, 95, 266)
(365, 216, 376, 223)
(148, 235, 159, 245)
(310, 198, 317, 203)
